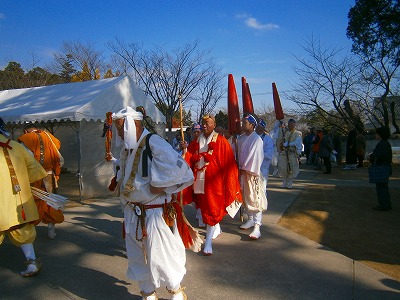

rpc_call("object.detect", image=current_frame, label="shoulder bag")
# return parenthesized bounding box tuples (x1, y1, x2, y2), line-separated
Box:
(368, 164, 391, 183)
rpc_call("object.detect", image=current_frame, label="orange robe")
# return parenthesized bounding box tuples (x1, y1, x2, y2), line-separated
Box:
(18, 130, 64, 225)
(183, 133, 242, 226)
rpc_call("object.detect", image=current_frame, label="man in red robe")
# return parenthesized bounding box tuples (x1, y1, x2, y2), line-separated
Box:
(183, 115, 242, 256)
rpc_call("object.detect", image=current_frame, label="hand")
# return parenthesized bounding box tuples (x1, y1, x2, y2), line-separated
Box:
(179, 141, 188, 150)
(283, 141, 289, 147)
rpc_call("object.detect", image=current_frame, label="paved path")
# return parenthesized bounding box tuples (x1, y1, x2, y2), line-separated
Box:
(1, 166, 400, 299)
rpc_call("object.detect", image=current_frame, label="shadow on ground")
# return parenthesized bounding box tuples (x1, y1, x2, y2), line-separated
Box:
(278, 164, 400, 281)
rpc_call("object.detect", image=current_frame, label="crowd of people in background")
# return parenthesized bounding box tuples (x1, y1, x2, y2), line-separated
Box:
(1, 108, 395, 300)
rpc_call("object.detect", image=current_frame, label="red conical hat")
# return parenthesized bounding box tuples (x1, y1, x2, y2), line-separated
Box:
(272, 82, 284, 120)
(228, 74, 241, 135)
(242, 77, 254, 114)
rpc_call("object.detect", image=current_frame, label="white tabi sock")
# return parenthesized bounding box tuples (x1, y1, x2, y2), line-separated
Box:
(20, 243, 36, 261)
(203, 225, 216, 255)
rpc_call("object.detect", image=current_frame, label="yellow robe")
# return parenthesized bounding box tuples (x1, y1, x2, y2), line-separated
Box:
(0, 135, 48, 231)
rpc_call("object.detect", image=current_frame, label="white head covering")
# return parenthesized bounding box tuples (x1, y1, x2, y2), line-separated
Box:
(112, 106, 143, 150)
(112, 107, 144, 189)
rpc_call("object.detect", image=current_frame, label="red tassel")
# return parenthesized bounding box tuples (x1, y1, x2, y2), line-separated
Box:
(173, 201, 194, 249)
(21, 206, 26, 221)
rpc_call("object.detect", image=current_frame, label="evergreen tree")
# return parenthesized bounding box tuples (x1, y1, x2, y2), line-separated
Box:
(59, 54, 76, 83)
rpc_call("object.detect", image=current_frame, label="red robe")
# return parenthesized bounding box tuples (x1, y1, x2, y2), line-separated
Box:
(183, 133, 242, 226)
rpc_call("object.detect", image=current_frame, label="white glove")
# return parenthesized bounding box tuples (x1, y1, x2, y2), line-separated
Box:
(283, 141, 289, 147)
(332, 150, 338, 155)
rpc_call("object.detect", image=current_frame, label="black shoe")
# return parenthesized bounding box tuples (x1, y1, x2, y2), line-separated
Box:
(373, 206, 392, 211)
(323, 171, 331, 174)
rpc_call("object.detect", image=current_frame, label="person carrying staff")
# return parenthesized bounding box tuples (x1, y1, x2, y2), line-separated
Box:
(277, 119, 303, 189)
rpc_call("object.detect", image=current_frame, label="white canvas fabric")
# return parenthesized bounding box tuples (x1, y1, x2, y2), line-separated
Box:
(0, 77, 166, 200)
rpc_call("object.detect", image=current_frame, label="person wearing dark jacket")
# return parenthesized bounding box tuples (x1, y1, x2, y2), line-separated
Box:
(369, 127, 393, 211)
(318, 129, 333, 174)
(343, 127, 358, 170)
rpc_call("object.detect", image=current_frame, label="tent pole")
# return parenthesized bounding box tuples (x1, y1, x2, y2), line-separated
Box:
(76, 122, 83, 202)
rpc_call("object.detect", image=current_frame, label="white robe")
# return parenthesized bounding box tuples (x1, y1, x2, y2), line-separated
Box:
(238, 131, 268, 212)
(259, 133, 274, 179)
(277, 129, 303, 179)
(118, 129, 194, 288)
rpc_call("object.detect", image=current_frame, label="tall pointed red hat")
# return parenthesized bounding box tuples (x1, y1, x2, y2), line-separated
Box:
(228, 74, 241, 135)
(242, 77, 254, 114)
(272, 82, 284, 120)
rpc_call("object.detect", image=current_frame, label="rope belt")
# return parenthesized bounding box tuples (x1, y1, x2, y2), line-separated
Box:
(126, 200, 178, 265)
(127, 200, 177, 242)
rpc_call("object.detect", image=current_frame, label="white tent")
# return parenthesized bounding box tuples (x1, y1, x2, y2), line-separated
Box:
(0, 76, 166, 200)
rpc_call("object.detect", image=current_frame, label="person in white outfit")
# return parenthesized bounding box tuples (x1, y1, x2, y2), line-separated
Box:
(111, 107, 194, 300)
(238, 114, 268, 239)
(277, 119, 303, 189)
(255, 119, 274, 186)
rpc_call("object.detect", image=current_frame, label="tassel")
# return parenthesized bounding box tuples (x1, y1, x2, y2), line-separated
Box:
(21, 205, 26, 221)
(172, 201, 203, 252)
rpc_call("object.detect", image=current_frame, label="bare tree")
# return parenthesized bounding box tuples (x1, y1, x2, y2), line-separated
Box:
(193, 65, 225, 123)
(107, 39, 224, 129)
(290, 37, 365, 132)
(53, 41, 105, 81)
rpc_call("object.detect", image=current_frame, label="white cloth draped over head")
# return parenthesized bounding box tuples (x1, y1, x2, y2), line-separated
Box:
(238, 131, 264, 177)
(112, 106, 144, 189)
(112, 106, 143, 150)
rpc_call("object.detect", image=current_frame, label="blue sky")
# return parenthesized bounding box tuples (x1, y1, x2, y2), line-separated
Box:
(0, 0, 355, 112)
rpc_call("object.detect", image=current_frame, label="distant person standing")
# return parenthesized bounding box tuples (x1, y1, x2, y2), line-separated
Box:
(18, 123, 64, 240)
(368, 127, 393, 211)
(331, 129, 342, 165)
(277, 119, 303, 189)
(318, 129, 333, 174)
(1, 118, 48, 277)
(303, 127, 315, 164)
(310, 128, 323, 169)
(343, 127, 358, 170)
(238, 114, 267, 239)
(356, 128, 366, 168)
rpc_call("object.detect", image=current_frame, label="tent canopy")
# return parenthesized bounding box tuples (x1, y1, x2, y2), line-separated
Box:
(0, 76, 166, 124)
(0, 76, 166, 200)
